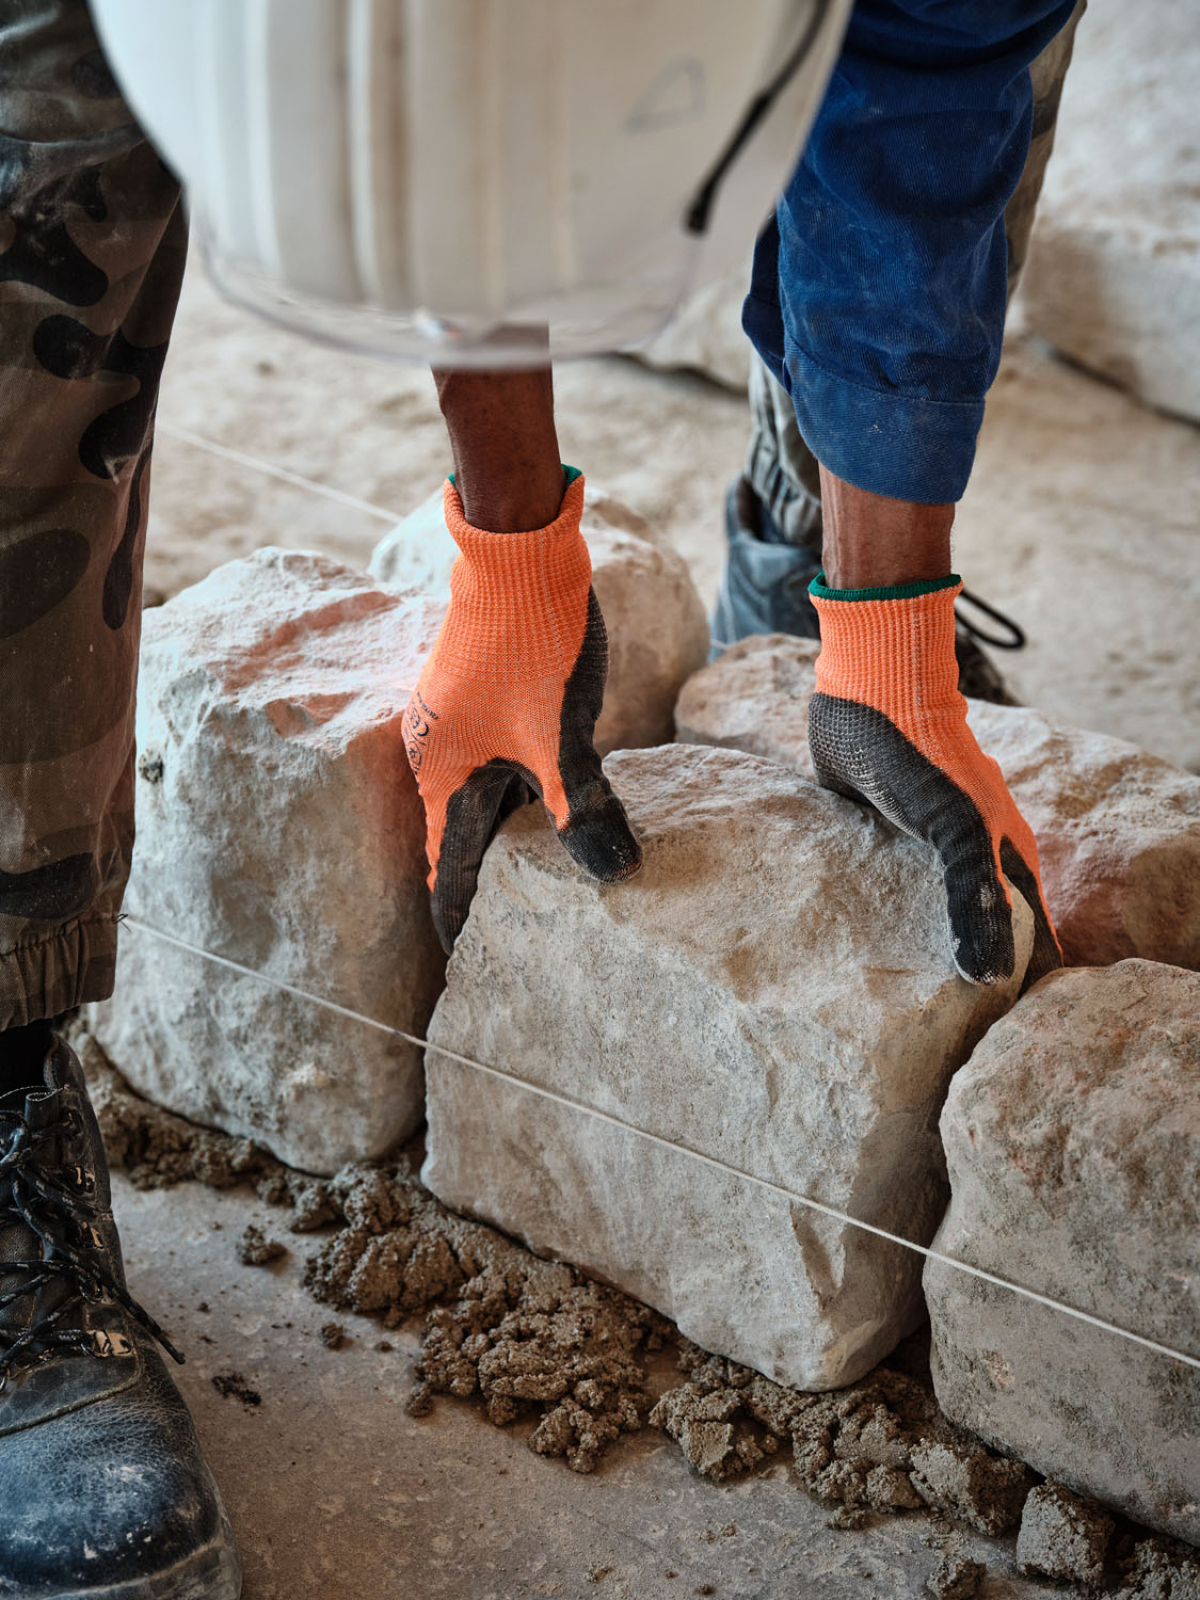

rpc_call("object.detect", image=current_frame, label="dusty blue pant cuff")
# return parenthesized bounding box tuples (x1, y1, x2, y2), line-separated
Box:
(782, 345, 984, 505)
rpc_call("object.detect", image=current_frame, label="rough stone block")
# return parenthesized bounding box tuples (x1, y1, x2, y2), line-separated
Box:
(675, 634, 1200, 969)
(369, 483, 709, 754)
(1018, 2, 1200, 422)
(422, 743, 1033, 1391)
(90, 548, 447, 1174)
(924, 960, 1200, 1545)
(675, 633, 821, 782)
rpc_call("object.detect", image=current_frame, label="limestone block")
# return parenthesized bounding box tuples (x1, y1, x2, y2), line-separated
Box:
(422, 744, 1033, 1391)
(675, 634, 821, 782)
(964, 701, 1200, 969)
(90, 548, 447, 1174)
(1018, 2, 1200, 421)
(674, 634, 1200, 969)
(634, 266, 752, 392)
(924, 960, 1200, 1545)
(369, 485, 709, 754)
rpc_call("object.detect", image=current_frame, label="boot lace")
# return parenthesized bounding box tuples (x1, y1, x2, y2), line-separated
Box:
(955, 588, 1026, 651)
(0, 1105, 183, 1388)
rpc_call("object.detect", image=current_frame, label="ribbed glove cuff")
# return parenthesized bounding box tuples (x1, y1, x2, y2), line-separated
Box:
(439, 474, 592, 682)
(811, 576, 964, 719)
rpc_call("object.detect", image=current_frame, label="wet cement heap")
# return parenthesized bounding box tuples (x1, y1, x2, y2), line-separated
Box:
(79, 1030, 1199, 1599)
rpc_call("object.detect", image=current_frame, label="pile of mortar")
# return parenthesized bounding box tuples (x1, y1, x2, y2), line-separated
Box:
(78, 1028, 1200, 1600)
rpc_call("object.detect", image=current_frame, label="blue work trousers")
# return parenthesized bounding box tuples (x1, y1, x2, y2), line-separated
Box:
(744, 0, 1082, 504)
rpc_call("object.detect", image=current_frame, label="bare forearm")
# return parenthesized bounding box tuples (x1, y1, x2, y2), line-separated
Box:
(818, 466, 953, 589)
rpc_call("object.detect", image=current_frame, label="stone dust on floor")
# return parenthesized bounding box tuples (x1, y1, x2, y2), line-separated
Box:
(82, 1032, 1200, 1600)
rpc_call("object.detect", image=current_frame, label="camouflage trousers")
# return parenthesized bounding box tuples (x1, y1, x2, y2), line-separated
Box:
(0, 0, 1083, 1030)
(0, 0, 185, 1027)
(746, 0, 1087, 549)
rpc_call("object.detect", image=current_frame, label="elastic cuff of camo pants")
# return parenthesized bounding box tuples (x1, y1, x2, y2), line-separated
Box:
(0, 914, 120, 1030)
(744, 436, 824, 550)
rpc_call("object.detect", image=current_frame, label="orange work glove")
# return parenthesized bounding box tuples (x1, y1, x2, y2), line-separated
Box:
(405, 469, 642, 950)
(808, 574, 1062, 987)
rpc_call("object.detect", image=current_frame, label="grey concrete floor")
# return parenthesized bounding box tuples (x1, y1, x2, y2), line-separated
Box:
(115, 1177, 1048, 1600)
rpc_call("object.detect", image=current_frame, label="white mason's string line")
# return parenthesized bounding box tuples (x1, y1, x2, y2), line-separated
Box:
(121, 915, 1200, 1374)
(157, 423, 404, 526)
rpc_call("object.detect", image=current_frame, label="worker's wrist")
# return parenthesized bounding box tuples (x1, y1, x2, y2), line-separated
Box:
(448, 464, 577, 538)
(815, 465, 954, 591)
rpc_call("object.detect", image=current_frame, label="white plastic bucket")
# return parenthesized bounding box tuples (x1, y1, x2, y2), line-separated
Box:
(91, 0, 849, 363)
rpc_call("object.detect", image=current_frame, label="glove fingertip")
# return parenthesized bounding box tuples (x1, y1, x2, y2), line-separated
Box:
(946, 868, 1016, 987)
(558, 792, 643, 884)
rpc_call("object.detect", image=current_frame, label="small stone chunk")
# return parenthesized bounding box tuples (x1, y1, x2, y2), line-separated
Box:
(318, 1321, 347, 1351)
(1016, 1482, 1114, 1586)
(925, 1555, 986, 1600)
(908, 1440, 1033, 1536)
(405, 1383, 433, 1418)
(826, 1506, 869, 1531)
(236, 1223, 286, 1267)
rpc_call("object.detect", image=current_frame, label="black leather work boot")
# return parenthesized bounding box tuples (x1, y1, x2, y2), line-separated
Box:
(0, 1030, 241, 1599)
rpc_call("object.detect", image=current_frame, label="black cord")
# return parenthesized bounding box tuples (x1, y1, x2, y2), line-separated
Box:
(685, 0, 837, 236)
(956, 587, 1027, 651)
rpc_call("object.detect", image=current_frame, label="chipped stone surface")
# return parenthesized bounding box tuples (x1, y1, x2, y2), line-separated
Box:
(1110, 1537, 1200, 1600)
(369, 483, 709, 754)
(89, 548, 446, 1173)
(675, 633, 1200, 969)
(925, 960, 1200, 1545)
(1016, 1482, 1114, 1585)
(1018, 1, 1200, 422)
(423, 743, 1032, 1391)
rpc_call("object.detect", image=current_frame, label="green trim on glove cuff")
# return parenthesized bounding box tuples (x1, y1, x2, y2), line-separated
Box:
(449, 463, 582, 491)
(809, 571, 961, 603)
